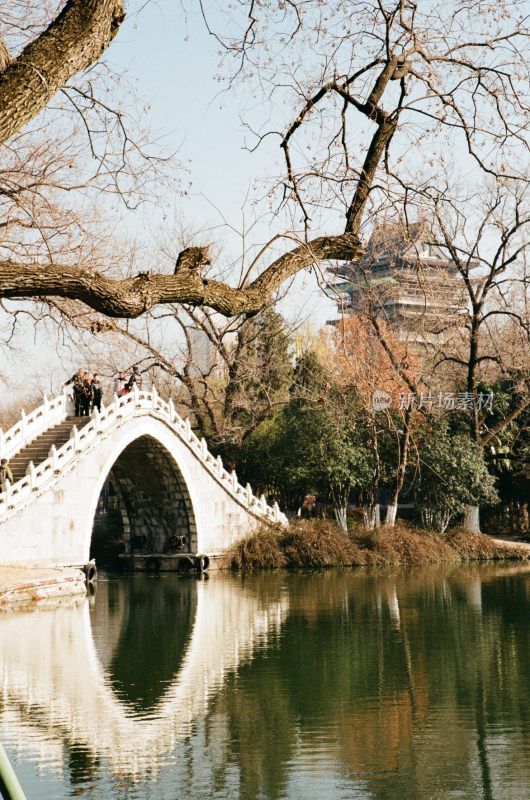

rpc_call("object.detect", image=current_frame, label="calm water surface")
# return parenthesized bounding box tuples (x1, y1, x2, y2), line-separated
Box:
(1, 565, 530, 800)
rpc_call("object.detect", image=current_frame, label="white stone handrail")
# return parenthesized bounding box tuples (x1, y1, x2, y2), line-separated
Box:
(0, 385, 287, 526)
(0, 392, 69, 461)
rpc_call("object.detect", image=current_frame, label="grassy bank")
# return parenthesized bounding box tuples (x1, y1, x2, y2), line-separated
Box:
(226, 520, 528, 571)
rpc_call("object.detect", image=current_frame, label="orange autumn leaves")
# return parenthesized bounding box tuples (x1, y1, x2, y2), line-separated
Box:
(330, 316, 420, 409)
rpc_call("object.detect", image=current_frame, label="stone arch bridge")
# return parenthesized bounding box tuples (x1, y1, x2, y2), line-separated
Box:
(0, 388, 286, 567)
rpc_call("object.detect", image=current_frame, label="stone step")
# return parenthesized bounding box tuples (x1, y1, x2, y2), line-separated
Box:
(11, 445, 71, 458)
(12, 439, 74, 452)
(6, 417, 92, 481)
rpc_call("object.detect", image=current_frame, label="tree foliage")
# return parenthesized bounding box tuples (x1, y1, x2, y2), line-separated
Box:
(240, 352, 374, 516)
(415, 419, 498, 533)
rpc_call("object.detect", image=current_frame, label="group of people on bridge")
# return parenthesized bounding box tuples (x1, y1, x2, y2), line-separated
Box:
(64, 366, 147, 417)
(64, 369, 103, 417)
(0, 365, 153, 493)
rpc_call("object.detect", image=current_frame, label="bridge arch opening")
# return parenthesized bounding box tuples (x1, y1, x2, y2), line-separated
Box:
(91, 435, 198, 565)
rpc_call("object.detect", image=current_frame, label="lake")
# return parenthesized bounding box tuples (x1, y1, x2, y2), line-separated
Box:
(1, 565, 530, 799)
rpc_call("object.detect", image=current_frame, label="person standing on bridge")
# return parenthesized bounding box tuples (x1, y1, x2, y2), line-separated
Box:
(92, 374, 103, 413)
(0, 459, 13, 492)
(80, 373, 93, 416)
(64, 368, 85, 416)
(126, 366, 143, 392)
(113, 371, 127, 397)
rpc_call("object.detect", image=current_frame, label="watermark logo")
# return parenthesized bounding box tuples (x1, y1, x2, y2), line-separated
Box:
(372, 389, 494, 412)
(372, 389, 393, 411)
(398, 390, 494, 412)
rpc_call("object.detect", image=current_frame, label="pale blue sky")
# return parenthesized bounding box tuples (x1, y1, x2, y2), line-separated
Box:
(103, 0, 336, 324)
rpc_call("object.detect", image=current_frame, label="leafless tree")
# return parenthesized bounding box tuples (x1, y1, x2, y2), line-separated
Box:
(1, 1, 530, 319)
(420, 181, 530, 530)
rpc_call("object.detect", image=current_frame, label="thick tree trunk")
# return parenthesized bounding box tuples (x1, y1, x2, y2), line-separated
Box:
(0, 1, 125, 147)
(463, 504, 481, 534)
(363, 503, 381, 529)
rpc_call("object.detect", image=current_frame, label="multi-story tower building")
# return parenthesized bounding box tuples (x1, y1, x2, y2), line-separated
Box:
(326, 221, 468, 345)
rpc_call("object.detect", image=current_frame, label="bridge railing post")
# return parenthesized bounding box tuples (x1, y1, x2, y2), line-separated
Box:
(70, 425, 81, 452)
(62, 385, 73, 417)
(231, 470, 238, 492)
(152, 385, 158, 410)
(93, 407, 101, 433)
(26, 460, 36, 491)
(273, 502, 281, 523)
(168, 399, 176, 422)
(3, 478, 11, 509)
(20, 409, 27, 445)
(49, 444, 59, 473)
(216, 455, 223, 475)
(133, 383, 140, 406)
(246, 483, 253, 505)
(185, 418, 192, 441)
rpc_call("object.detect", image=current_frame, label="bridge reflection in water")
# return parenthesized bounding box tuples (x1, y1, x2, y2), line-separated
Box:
(2, 565, 530, 800)
(0, 574, 289, 783)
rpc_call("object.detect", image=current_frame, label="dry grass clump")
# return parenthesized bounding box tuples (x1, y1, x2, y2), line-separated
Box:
(227, 520, 371, 570)
(355, 523, 528, 565)
(446, 528, 527, 561)
(281, 520, 371, 567)
(226, 518, 529, 571)
(226, 526, 286, 571)
(353, 523, 459, 566)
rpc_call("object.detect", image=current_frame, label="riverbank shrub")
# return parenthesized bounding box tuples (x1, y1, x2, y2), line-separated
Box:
(280, 521, 369, 567)
(226, 520, 528, 570)
(357, 523, 455, 566)
(227, 527, 287, 570)
(226, 521, 371, 570)
(445, 528, 524, 560)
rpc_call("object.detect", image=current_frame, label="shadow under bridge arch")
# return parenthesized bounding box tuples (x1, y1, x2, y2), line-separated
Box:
(92, 434, 198, 563)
